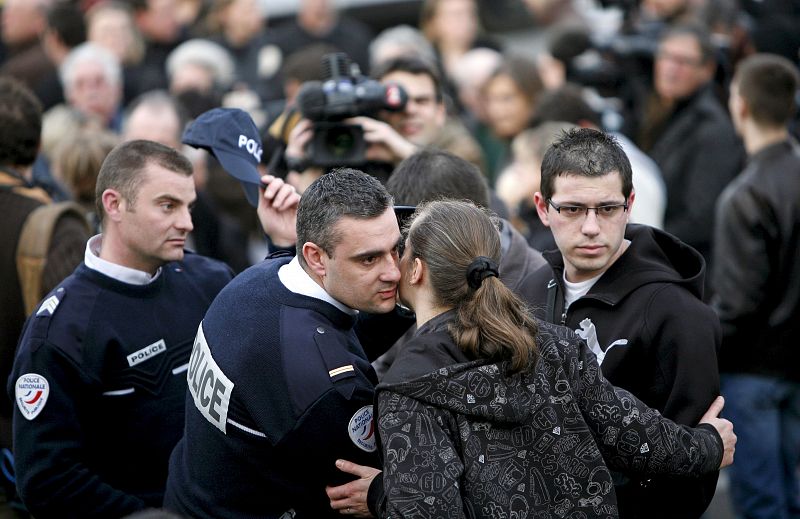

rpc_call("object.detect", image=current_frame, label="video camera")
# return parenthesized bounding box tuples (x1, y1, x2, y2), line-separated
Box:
(295, 53, 408, 167)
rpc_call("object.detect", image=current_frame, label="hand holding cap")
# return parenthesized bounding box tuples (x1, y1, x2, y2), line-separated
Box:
(182, 107, 263, 207)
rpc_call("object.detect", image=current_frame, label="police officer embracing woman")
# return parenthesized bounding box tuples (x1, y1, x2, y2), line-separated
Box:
(365, 199, 736, 518)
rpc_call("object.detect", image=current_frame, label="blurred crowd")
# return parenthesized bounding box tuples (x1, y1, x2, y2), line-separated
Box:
(1, 0, 799, 517)
(0, 0, 795, 275)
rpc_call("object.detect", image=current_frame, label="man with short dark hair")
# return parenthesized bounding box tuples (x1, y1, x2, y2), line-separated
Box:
(712, 53, 800, 519)
(519, 128, 722, 519)
(8, 140, 235, 517)
(165, 168, 399, 518)
(531, 83, 666, 230)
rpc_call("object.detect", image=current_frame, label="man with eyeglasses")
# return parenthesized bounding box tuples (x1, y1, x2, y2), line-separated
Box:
(519, 128, 722, 519)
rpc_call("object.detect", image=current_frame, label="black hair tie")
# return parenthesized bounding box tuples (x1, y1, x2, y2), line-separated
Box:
(466, 256, 499, 290)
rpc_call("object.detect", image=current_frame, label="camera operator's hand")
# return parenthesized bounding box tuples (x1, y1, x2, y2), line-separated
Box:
(346, 116, 418, 164)
(284, 117, 324, 194)
(285, 118, 314, 163)
(258, 174, 300, 248)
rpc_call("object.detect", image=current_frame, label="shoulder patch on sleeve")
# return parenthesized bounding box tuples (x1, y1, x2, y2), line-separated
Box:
(15, 373, 49, 420)
(348, 405, 376, 452)
(187, 322, 234, 434)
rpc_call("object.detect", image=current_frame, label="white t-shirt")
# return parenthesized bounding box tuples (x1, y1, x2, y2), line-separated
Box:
(563, 272, 602, 310)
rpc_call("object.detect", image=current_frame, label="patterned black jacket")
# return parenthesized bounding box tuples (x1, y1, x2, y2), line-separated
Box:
(376, 312, 723, 518)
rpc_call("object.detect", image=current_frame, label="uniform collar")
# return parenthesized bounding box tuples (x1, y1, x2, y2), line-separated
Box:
(84, 234, 162, 285)
(278, 256, 358, 316)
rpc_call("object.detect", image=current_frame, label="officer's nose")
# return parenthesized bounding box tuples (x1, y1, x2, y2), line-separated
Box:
(382, 253, 401, 283)
(176, 207, 194, 233)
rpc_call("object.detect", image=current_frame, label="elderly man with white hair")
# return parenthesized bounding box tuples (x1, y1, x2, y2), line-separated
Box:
(59, 42, 124, 132)
(165, 38, 235, 97)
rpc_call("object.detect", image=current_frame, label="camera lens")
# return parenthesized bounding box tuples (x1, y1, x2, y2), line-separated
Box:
(324, 126, 358, 158)
(310, 122, 366, 167)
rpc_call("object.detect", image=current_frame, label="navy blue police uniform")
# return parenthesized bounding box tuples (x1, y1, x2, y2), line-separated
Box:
(164, 256, 382, 518)
(7, 252, 233, 518)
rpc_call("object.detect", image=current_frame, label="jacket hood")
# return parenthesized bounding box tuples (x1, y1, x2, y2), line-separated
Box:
(378, 313, 558, 425)
(542, 223, 707, 302)
(381, 355, 538, 425)
(499, 218, 547, 293)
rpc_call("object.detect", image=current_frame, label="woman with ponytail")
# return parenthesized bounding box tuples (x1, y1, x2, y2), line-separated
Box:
(368, 199, 735, 518)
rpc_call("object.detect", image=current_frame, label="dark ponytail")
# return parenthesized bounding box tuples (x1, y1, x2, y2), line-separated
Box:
(406, 200, 538, 372)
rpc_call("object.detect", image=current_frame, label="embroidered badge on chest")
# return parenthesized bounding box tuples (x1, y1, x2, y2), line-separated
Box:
(128, 339, 167, 367)
(348, 405, 376, 452)
(15, 373, 49, 420)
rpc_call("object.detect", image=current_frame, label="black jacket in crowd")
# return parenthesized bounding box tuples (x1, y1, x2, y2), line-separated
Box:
(712, 138, 800, 382)
(376, 311, 724, 518)
(518, 224, 721, 519)
(644, 85, 745, 263)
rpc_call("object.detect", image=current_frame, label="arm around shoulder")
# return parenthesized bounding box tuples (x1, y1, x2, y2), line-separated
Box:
(572, 335, 726, 479)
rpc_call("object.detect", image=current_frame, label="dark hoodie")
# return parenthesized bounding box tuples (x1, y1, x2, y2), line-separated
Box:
(497, 218, 547, 294)
(376, 312, 723, 518)
(518, 224, 721, 518)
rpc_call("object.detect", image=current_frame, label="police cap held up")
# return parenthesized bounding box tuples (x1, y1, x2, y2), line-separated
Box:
(182, 107, 264, 207)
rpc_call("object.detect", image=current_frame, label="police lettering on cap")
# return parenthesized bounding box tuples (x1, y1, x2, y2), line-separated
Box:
(183, 108, 264, 207)
(238, 135, 263, 162)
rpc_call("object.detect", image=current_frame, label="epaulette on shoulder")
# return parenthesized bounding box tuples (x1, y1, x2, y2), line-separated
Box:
(28, 286, 67, 340)
(281, 320, 359, 407)
(267, 249, 294, 260)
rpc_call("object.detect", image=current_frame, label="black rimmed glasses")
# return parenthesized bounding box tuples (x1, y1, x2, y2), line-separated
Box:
(547, 199, 629, 221)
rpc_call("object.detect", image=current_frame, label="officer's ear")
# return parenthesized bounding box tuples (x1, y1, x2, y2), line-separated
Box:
(302, 242, 328, 278)
(102, 189, 125, 223)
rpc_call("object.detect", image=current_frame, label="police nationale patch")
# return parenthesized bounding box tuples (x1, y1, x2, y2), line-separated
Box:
(15, 373, 49, 420)
(348, 405, 376, 452)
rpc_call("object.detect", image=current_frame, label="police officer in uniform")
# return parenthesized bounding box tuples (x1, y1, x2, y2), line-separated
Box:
(7, 140, 235, 517)
(165, 168, 400, 518)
